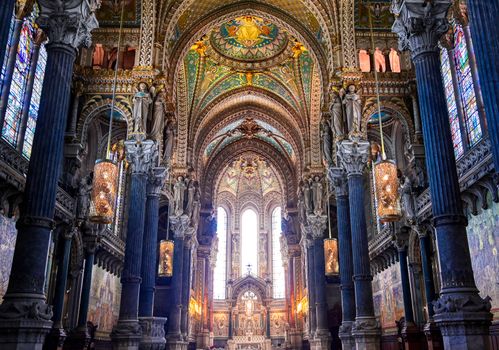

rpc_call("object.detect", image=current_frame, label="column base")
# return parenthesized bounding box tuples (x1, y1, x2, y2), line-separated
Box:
(139, 317, 167, 350)
(338, 321, 355, 350)
(0, 318, 53, 350)
(111, 319, 142, 350)
(287, 328, 303, 350)
(63, 325, 91, 350)
(226, 339, 235, 350)
(165, 338, 188, 350)
(433, 294, 492, 350)
(423, 321, 443, 350)
(352, 317, 380, 350)
(400, 321, 425, 350)
(195, 329, 212, 349)
(310, 330, 332, 350)
(43, 326, 67, 350)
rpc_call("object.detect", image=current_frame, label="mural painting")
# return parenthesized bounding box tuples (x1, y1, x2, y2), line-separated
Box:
(87, 265, 122, 337)
(372, 263, 404, 332)
(213, 312, 229, 337)
(0, 214, 16, 302)
(467, 200, 499, 318)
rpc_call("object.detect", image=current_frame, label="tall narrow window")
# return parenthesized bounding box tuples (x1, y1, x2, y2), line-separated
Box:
(241, 209, 258, 276)
(272, 206, 285, 299)
(0, 12, 15, 93)
(213, 207, 227, 299)
(440, 48, 464, 158)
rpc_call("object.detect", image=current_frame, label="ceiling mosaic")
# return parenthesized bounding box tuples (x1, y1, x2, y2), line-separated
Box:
(204, 118, 296, 163)
(217, 155, 281, 198)
(211, 16, 288, 62)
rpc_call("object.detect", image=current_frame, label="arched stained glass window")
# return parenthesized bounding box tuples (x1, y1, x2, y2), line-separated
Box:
(0, 5, 46, 158)
(241, 209, 258, 276)
(440, 21, 483, 159)
(452, 24, 482, 146)
(0, 12, 15, 93)
(213, 207, 227, 299)
(272, 206, 285, 299)
(440, 48, 464, 158)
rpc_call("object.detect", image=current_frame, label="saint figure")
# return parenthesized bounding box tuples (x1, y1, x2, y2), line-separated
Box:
(343, 84, 362, 136)
(133, 82, 153, 134)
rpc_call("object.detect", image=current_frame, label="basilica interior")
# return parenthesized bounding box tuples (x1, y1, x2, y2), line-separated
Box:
(0, 1, 497, 350)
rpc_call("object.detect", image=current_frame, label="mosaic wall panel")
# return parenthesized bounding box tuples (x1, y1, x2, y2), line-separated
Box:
(467, 201, 499, 318)
(213, 312, 229, 337)
(355, 1, 394, 31)
(87, 265, 122, 336)
(372, 263, 404, 333)
(270, 311, 286, 337)
(0, 214, 16, 302)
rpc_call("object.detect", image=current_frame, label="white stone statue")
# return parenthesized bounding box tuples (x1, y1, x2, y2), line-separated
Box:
(163, 117, 176, 162)
(150, 90, 166, 143)
(320, 115, 333, 165)
(330, 89, 345, 138)
(133, 82, 153, 134)
(343, 84, 362, 136)
(399, 174, 416, 223)
(311, 176, 323, 216)
(173, 176, 186, 216)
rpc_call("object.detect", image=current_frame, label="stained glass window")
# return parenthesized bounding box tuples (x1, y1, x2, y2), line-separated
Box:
(272, 206, 285, 299)
(0, 11, 15, 93)
(213, 207, 227, 299)
(440, 48, 464, 158)
(453, 24, 482, 147)
(0, 5, 46, 159)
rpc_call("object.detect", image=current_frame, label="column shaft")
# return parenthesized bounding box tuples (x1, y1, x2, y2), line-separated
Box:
(419, 234, 436, 319)
(306, 243, 317, 335)
(0, 0, 15, 72)
(398, 248, 414, 323)
(168, 236, 185, 337)
(77, 251, 95, 328)
(313, 239, 328, 332)
(467, 0, 499, 173)
(181, 244, 192, 335)
(51, 235, 72, 327)
(347, 174, 375, 318)
(138, 188, 161, 317)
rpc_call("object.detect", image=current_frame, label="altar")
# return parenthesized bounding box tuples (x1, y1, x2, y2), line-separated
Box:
(227, 335, 271, 350)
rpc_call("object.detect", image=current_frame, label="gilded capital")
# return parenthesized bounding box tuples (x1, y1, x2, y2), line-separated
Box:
(391, 0, 451, 60)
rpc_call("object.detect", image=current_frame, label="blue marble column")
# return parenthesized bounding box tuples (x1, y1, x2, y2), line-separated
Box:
(0, 3, 97, 349)
(0, 0, 15, 72)
(138, 166, 167, 350)
(111, 138, 155, 350)
(43, 226, 75, 350)
(338, 139, 380, 350)
(303, 236, 317, 337)
(180, 238, 193, 337)
(392, 2, 493, 349)
(418, 230, 436, 319)
(139, 166, 167, 317)
(466, 1, 499, 176)
(329, 167, 355, 350)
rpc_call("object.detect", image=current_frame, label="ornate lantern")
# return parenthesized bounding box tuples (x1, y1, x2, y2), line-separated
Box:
(158, 239, 174, 277)
(373, 159, 402, 222)
(324, 238, 339, 276)
(89, 159, 119, 224)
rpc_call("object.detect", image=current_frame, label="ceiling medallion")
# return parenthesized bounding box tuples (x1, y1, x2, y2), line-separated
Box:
(209, 16, 292, 70)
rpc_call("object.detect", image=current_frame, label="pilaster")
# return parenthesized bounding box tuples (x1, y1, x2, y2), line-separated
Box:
(392, 2, 492, 348)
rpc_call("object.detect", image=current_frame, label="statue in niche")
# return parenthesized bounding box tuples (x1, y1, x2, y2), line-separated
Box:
(259, 234, 267, 275)
(399, 173, 416, 224)
(343, 84, 362, 137)
(330, 88, 346, 139)
(173, 176, 187, 216)
(281, 209, 293, 235)
(76, 173, 93, 221)
(191, 187, 201, 228)
(133, 82, 153, 134)
(150, 90, 166, 143)
(185, 180, 196, 217)
(297, 184, 307, 224)
(359, 49, 371, 72)
(163, 117, 176, 163)
(320, 115, 333, 166)
(311, 176, 323, 216)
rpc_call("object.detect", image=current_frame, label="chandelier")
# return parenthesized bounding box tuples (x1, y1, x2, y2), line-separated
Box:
(89, 1, 126, 224)
(368, 3, 401, 223)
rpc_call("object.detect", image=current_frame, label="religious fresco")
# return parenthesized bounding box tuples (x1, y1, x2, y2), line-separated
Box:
(371, 263, 404, 332)
(269, 312, 287, 336)
(467, 201, 499, 317)
(0, 214, 16, 302)
(158, 240, 174, 277)
(211, 17, 288, 62)
(96, 0, 141, 27)
(355, 1, 394, 31)
(324, 239, 339, 276)
(87, 265, 122, 336)
(213, 312, 229, 337)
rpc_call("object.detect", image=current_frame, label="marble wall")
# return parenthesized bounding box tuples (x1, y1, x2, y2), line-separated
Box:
(372, 263, 404, 333)
(0, 214, 17, 302)
(87, 265, 122, 337)
(467, 200, 499, 319)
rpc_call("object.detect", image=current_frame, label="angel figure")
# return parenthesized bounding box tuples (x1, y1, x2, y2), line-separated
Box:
(133, 82, 153, 134)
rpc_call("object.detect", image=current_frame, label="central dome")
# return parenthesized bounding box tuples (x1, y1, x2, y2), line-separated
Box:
(210, 16, 290, 66)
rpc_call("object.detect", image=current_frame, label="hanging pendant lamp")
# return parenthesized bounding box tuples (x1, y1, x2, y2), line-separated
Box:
(324, 178, 339, 276)
(368, 3, 402, 223)
(89, 1, 126, 224)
